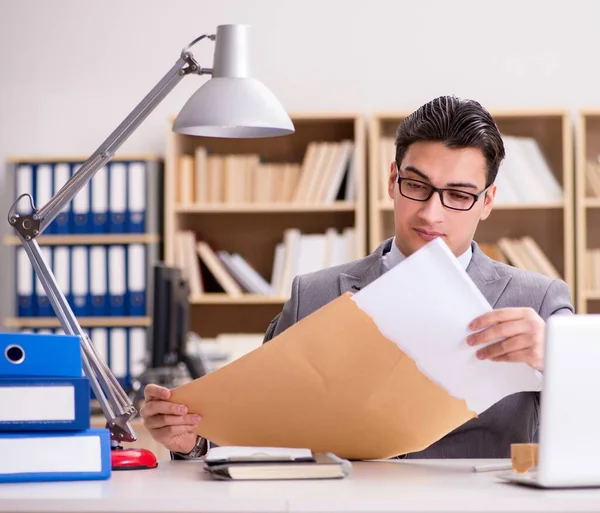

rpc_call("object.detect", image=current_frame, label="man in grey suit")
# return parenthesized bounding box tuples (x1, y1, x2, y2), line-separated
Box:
(141, 95, 574, 460)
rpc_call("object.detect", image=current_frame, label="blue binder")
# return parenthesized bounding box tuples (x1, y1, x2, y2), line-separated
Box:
(127, 244, 146, 316)
(127, 161, 146, 233)
(53, 162, 72, 234)
(35, 246, 54, 317)
(108, 161, 127, 233)
(0, 376, 90, 431)
(72, 163, 91, 234)
(71, 246, 91, 317)
(16, 247, 36, 318)
(0, 428, 111, 482)
(0, 332, 82, 377)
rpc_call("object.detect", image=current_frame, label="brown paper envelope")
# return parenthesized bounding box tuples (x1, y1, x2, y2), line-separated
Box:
(169, 293, 476, 460)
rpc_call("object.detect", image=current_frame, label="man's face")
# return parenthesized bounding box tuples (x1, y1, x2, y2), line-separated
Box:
(387, 141, 496, 258)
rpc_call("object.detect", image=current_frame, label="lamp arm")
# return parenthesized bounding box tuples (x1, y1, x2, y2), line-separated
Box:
(7, 35, 214, 444)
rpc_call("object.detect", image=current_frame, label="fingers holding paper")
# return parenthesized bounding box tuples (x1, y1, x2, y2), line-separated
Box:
(140, 384, 201, 454)
(467, 307, 545, 371)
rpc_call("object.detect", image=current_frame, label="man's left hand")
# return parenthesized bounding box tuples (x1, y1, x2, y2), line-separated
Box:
(467, 307, 545, 371)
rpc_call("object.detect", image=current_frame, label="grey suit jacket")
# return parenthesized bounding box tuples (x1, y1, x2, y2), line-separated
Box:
(263, 238, 574, 459)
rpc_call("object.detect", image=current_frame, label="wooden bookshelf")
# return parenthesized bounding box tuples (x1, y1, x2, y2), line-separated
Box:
(369, 109, 574, 295)
(2, 153, 163, 391)
(574, 110, 600, 313)
(4, 316, 152, 329)
(164, 112, 367, 337)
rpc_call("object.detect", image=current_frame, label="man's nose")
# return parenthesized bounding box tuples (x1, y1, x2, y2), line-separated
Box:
(418, 191, 446, 222)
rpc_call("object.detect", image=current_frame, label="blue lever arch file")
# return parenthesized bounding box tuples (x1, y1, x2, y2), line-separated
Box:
(0, 332, 82, 377)
(0, 428, 111, 482)
(0, 376, 90, 431)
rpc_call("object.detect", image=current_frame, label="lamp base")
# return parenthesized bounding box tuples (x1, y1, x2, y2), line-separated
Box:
(111, 445, 158, 470)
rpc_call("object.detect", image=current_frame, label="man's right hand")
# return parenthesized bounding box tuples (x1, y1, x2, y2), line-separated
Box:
(139, 384, 201, 454)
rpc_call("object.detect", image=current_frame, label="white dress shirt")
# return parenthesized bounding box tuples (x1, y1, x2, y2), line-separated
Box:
(381, 236, 473, 274)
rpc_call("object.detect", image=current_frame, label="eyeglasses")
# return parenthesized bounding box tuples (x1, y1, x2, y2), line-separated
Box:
(397, 175, 491, 211)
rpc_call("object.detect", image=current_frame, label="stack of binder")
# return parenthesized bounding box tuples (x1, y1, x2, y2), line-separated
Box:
(0, 332, 111, 482)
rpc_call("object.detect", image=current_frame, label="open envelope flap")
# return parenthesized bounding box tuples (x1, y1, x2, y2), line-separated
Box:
(169, 293, 476, 461)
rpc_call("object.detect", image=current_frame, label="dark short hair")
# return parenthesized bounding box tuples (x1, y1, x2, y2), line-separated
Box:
(395, 96, 505, 187)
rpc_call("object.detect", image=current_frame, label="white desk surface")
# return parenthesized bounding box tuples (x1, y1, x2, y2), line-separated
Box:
(1, 458, 600, 513)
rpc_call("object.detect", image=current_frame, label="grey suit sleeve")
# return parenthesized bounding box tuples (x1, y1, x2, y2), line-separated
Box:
(263, 275, 301, 343)
(539, 279, 575, 319)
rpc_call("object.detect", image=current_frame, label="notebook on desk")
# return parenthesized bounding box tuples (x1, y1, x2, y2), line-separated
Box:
(203, 446, 352, 480)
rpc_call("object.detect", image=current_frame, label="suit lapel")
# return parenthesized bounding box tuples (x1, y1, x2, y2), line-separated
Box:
(338, 238, 392, 294)
(467, 242, 512, 308)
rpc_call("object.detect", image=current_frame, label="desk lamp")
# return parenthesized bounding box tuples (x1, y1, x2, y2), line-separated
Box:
(7, 24, 294, 470)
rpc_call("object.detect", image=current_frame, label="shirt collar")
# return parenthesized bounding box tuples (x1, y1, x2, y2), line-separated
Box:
(385, 236, 472, 271)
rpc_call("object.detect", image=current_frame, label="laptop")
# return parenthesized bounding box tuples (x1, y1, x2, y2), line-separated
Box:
(498, 314, 600, 488)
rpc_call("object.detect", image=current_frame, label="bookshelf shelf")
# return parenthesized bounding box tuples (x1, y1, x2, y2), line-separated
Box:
(3, 234, 161, 246)
(189, 294, 288, 305)
(165, 112, 367, 337)
(174, 202, 356, 214)
(575, 110, 600, 313)
(583, 198, 600, 208)
(369, 109, 574, 295)
(4, 317, 152, 328)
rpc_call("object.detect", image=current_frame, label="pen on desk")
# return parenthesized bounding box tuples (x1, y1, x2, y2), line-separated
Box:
(472, 463, 512, 472)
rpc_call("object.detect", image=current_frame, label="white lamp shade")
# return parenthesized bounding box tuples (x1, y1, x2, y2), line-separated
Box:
(173, 77, 295, 138)
(173, 24, 294, 138)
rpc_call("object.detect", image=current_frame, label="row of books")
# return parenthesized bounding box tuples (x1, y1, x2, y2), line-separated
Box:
(19, 327, 148, 389)
(10, 159, 160, 234)
(16, 243, 155, 318)
(174, 227, 357, 298)
(0, 332, 111, 482)
(585, 161, 600, 198)
(378, 134, 563, 204)
(583, 249, 600, 291)
(176, 140, 355, 206)
(479, 236, 561, 279)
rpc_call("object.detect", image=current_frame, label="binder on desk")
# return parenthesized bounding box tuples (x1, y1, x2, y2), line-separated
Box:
(53, 162, 71, 234)
(108, 245, 126, 315)
(90, 246, 108, 316)
(71, 246, 90, 317)
(127, 161, 146, 233)
(35, 246, 53, 317)
(128, 244, 146, 316)
(91, 165, 109, 233)
(0, 428, 111, 483)
(0, 332, 82, 377)
(16, 247, 35, 317)
(72, 164, 91, 234)
(0, 376, 90, 431)
(109, 161, 127, 233)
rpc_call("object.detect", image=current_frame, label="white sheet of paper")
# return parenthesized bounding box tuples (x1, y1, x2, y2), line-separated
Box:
(351, 238, 542, 414)
(205, 446, 313, 462)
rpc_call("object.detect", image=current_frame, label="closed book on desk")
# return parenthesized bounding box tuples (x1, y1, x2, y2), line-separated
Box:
(203, 446, 352, 481)
(0, 428, 111, 483)
(0, 376, 90, 431)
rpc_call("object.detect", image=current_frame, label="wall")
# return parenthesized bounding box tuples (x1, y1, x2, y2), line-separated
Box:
(0, 0, 598, 317)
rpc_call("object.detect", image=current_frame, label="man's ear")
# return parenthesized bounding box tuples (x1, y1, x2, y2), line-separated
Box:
(479, 183, 496, 221)
(387, 162, 397, 199)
